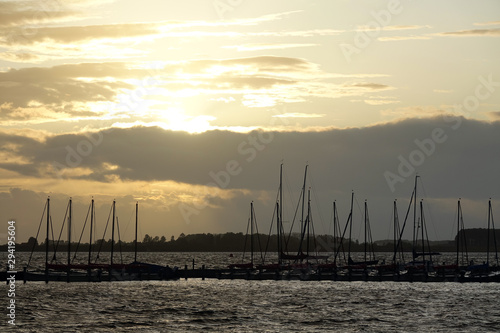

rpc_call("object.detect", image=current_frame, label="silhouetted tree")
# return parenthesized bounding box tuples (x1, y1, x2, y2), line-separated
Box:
(27, 236, 38, 248)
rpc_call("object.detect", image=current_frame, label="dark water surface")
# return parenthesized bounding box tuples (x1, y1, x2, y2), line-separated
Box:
(2, 252, 500, 332)
(4, 279, 500, 332)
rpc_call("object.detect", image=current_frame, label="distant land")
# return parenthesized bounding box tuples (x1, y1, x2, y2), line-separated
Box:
(3, 228, 499, 253)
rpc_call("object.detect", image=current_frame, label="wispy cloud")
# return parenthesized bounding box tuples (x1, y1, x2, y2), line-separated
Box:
(0, 52, 41, 62)
(438, 28, 500, 37)
(474, 21, 500, 26)
(380, 106, 447, 118)
(329, 73, 390, 79)
(0, 57, 393, 128)
(222, 43, 317, 52)
(487, 111, 500, 120)
(272, 113, 325, 118)
(357, 25, 431, 32)
(0, 0, 82, 27)
(434, 89, 454, 94)
(1, 22, 166, 46)
(347, 83, 392, 90)
(0, 6, 312, 64)
(251, 29, 344, 37)
(364, 99, 400, 106)
(382, 25, 432, 31)
(378, 35, 431, 42)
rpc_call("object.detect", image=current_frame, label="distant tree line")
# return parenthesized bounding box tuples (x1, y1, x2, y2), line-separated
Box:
(3, 228, 499, 253)
(455, 228, 500, 252)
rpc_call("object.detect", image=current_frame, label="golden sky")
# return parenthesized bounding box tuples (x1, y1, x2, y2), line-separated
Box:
(1, 0, 499, 243)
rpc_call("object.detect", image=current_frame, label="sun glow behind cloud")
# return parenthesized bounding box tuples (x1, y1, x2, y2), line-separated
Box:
(112, 107, 217, 134)
(2, 1, 497, 134)
(10, 54, 396, 132)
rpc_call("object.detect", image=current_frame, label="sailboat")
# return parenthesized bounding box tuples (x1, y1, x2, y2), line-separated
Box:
(258, 163, 290, 273)
(374, 200, 403, 278)
(347, 200, 378, 267)
(316, 201, 342, 273)
(434, 199, 468, 279)
(386, 175, 440, 280)
(24, 198, 178, 282)
(402, 176, 441, 280)
(282, 165, 329, 263)
(258, 164, 328, 280)
(228, 201, 263, 270)
(280, 165, 311, 263)
(465, 199, 500, 281)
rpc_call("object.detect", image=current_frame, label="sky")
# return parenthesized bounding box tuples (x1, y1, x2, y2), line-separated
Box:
(0, 0, 499, 245)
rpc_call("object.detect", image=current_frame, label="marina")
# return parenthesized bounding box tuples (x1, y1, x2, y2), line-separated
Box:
(4, 171, 499, 284)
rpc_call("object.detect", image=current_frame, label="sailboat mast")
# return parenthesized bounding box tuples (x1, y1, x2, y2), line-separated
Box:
(364, 200, 367, 263)
(420, 200, 425, 266)
(277, 163, 283, 264)
(393, 200, 398, 263)
(487, 199, 491, 264)
(250, 201, 254, 265)
(333, 201, 337, 258)
(348, 191, 354, 261)
(68, 198, 72, 280)
(45, 197, 50, 283)
(111, 200, 116, 266)
(134, 201, 138, 262)
(300, 165, 308, 238)
(459, 199, 469, 266)
(306, 189, 311, 256)
(111, 200, 115, 266)
(456, 199, 461, 266)
(88, 198, 94, 266)
(491, 200, 499, 265)
(412, 175, 419, 251)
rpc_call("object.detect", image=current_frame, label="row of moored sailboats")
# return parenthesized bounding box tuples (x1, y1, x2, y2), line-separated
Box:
(224, 165, 500, 282)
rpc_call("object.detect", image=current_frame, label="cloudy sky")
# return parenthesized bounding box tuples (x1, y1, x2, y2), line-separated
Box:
(1, 0, 499, 245)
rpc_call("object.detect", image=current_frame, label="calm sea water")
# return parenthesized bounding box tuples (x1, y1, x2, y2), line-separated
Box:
(2, 252, 500, 332)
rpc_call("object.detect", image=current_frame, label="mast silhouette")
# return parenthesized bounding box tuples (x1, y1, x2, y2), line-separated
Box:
(250, 201, 254, 265)
(134, 201, 138, 263)
(364, 200, 367, 263)
(300, 165, 308, 244)
(45, 197, 50, 284)
(88, 198, 94, 267)
(393, 200, 398, 263)
(347, 191, 354, 263)
(111, 200, 116, 266)
(87, 198, 94, 280)
(486, 199, 499, 266)
(277, 164, 283, 264)
(412, 175, 419, 254)
(67, 198, 72, 282)
(456, 199, 468, 268)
